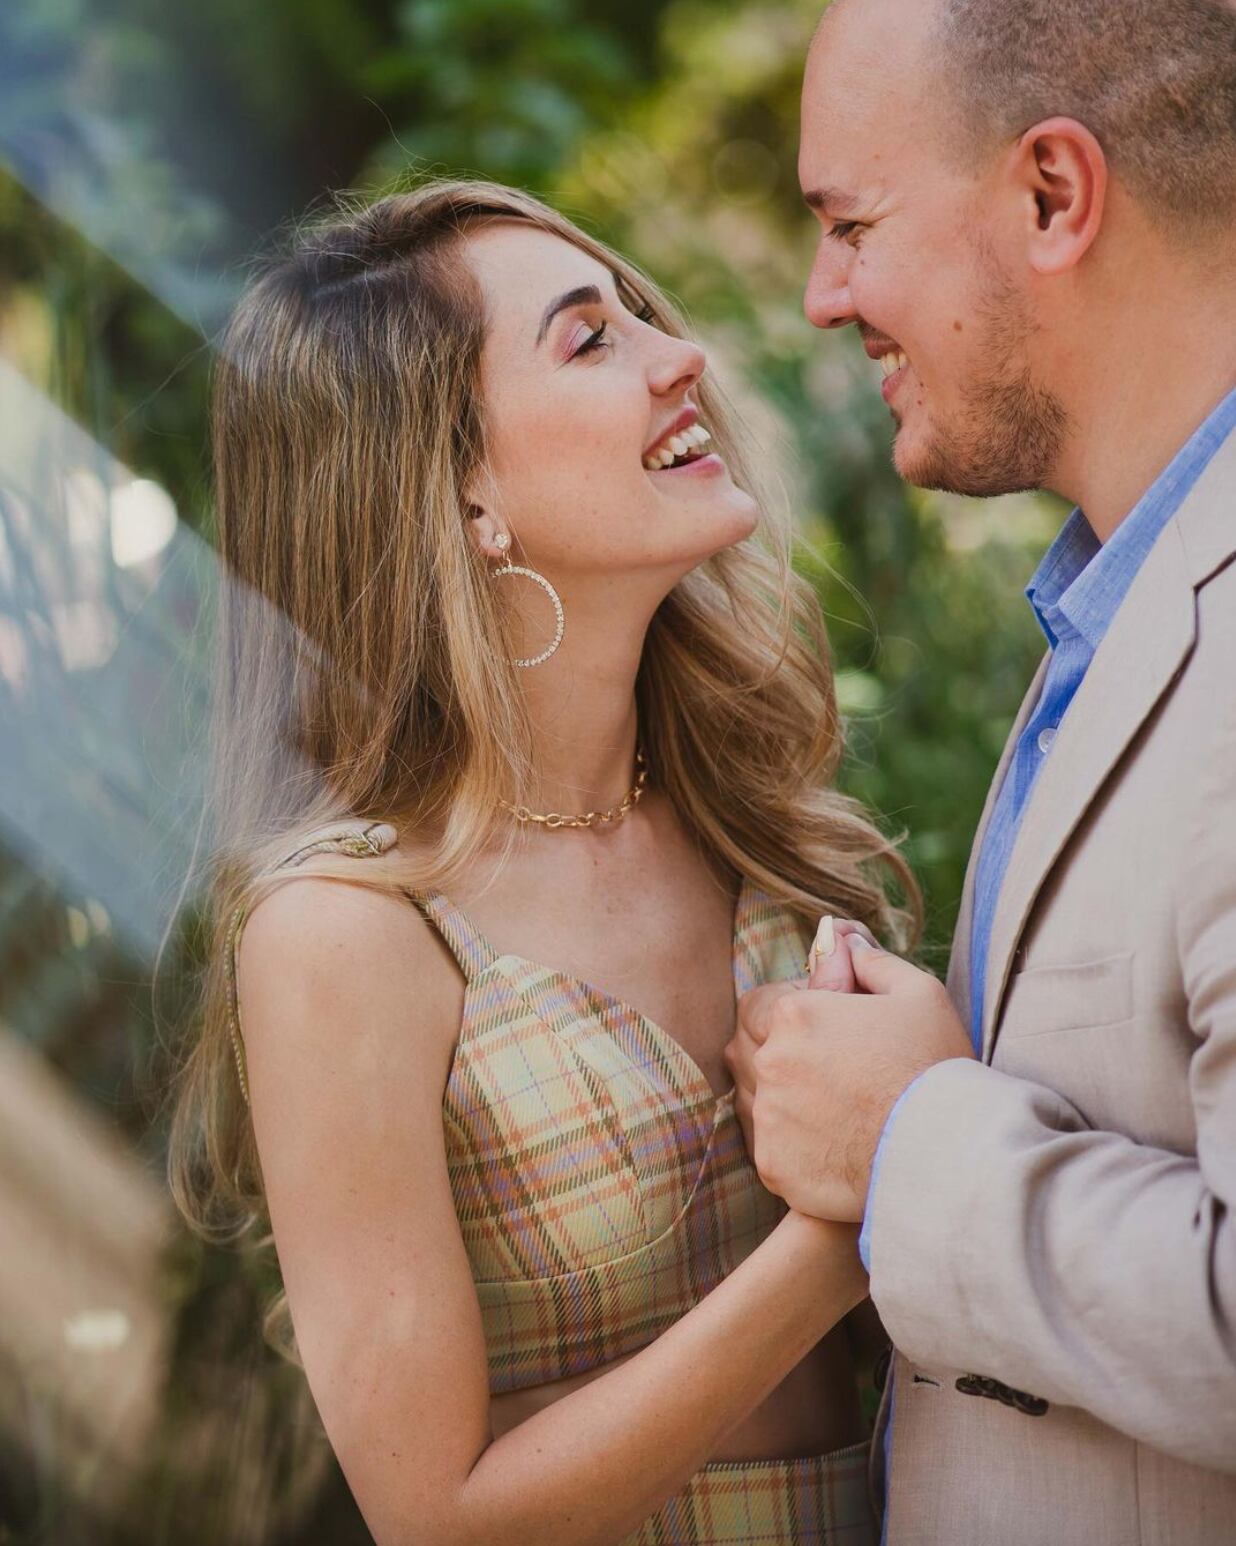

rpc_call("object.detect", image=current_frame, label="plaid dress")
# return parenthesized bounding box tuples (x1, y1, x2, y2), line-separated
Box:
(413, 876, 878, 1545)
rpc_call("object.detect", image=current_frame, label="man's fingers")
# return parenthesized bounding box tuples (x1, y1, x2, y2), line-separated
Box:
(736, 979, 800, 1044)
(834, 919, 878, 949)
(848, 937, 933, 996)
(724, 1022, 758, 1086)
(733, 1085, 755, 1156)
(726, 1024, 758, 1155)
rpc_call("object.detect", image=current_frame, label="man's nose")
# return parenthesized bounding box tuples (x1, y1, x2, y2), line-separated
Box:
(804, 245, 859, 331)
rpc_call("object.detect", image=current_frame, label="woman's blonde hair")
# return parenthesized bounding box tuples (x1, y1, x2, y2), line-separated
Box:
(166, 177, 919, 1363)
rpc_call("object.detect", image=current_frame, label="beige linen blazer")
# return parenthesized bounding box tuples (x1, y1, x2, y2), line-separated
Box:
(868, 429, 1236, 1546)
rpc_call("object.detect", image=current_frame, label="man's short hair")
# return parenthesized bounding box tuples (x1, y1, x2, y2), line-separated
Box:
(931, 0, 1236, 233)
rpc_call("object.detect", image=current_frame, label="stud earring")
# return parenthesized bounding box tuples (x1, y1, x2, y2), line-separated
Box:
(491, 552, 565, 668)
(494, 532, 511, 552)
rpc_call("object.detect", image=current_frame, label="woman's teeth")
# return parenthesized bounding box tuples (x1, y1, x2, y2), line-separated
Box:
(642, 422, 712, 471)
(881, 351, 909, 378)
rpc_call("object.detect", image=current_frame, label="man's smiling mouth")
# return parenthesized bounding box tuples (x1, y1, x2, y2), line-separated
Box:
(864, 340, 911, 403)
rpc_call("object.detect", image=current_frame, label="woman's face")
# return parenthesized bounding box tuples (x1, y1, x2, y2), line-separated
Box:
(462, 223, 760, 586)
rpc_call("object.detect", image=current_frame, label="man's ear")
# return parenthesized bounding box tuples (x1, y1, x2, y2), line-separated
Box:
(1013, 116, 1108, 276)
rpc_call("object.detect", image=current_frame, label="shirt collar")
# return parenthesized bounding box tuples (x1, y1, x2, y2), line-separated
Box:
(1026, 509, 1097, 649)
(1027, 384, 1236, 654)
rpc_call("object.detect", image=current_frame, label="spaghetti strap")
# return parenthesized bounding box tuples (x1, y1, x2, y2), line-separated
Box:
(269, 819, 399, 869)
(412, 891, 500, 984)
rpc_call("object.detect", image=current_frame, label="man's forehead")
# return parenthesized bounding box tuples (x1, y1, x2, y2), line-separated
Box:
(810, 0, 939, 66)
(799, 7, 941, 202)
(797, 90, 886, 210)
(803, 0, 940, 120)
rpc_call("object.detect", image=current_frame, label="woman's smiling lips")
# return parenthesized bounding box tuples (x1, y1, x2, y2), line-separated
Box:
(646, 451, 726, 478)
(642, 404, 700, 462)
(641, 405, 722, 475)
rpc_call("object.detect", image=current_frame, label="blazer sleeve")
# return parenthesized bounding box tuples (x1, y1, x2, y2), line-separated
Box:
(864, 706, 1236, 1474)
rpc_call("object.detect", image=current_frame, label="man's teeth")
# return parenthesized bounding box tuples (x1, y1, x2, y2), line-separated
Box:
(643, 422, 712, 471)
(881, 351, 909, 378)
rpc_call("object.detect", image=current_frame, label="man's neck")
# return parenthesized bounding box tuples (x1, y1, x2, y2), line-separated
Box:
(1049, 284, 1236, 542)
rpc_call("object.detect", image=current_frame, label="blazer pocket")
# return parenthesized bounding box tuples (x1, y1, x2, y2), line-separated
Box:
(1001, 951, 1134, 1039)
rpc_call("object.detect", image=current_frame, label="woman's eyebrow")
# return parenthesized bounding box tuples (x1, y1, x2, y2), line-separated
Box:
(536, 284, 603, 347)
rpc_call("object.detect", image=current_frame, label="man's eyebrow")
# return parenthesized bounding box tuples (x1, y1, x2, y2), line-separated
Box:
(802, 186, 863, 216)
(536, 284, 604, 347)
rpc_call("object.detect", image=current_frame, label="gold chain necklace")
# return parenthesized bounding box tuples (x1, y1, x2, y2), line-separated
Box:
(502, 749, 648, 830)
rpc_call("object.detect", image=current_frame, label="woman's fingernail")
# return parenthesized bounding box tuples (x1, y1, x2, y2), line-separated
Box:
(849, 934, 876, 951)
(810, 915, 837, 965)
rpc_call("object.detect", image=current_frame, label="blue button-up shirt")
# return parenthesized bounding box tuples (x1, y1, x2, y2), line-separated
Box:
(858, 384, 1236, 1539)
(968, 385, 1236, 1050)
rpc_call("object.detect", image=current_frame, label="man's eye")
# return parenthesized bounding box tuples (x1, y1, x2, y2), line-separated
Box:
(574, 321, 609, 357)
(828, 221, 861, 243)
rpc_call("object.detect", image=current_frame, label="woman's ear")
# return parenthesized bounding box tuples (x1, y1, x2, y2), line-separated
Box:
(463, 503, 512, 561)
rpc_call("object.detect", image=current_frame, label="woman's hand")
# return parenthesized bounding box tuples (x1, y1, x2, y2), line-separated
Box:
(731, 917, 872, 1160)
(805, 916, 877, 993)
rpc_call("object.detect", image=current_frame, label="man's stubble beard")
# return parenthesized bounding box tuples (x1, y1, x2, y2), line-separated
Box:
(895, 241, 1071, 499)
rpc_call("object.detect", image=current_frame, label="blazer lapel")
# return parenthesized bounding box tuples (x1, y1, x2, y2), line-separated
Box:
(980, 520, 1198, 1058)
(945, 654, 1049, 1024)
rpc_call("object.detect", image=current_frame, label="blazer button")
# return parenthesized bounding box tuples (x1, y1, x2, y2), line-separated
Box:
(956, 1373, 1049, 1417)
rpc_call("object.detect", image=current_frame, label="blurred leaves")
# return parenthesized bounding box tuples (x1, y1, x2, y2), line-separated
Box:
(1, 0, 1064, 953)
(554, 0, 1059, 957)
(0, 0, 1062, 1021)
(0, 1, 1069, 1539)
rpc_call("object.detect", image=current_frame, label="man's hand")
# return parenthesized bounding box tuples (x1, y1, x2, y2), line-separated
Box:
(725, 934, 974, 1222)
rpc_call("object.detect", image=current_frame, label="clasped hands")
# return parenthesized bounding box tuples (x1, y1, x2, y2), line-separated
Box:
(723, 919, 974, 1223)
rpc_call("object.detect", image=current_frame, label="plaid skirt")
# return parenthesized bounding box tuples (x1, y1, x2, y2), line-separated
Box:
(622, 1439, 876, 1544)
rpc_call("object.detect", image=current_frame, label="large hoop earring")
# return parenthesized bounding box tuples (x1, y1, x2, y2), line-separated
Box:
(492, 555, 565, 668)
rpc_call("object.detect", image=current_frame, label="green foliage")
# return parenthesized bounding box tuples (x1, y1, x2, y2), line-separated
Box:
(552, 0, 1058, 955)
(0, 0, 1061, 961)
(365, 0, 645, 186)
(1, 0, 1062, 957)
(0, 2, 1071, 1539)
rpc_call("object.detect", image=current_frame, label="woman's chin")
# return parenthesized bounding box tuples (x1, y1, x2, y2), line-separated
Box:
(667, 498, 762, 570)
(710, 492, 762, 549)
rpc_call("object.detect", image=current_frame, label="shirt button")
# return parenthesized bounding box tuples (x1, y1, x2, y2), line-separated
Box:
(1037, 727, 1058, 754)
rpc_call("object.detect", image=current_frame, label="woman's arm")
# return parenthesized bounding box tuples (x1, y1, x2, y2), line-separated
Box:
(238, 878, 866, 1546)
(462, 1208, 863, 1544)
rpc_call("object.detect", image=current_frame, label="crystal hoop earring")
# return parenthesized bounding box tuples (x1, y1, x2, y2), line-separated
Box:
(491, 536, 565, 668)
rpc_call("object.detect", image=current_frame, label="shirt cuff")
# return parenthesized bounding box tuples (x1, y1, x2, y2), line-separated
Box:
(858, 1071, 932, 1270)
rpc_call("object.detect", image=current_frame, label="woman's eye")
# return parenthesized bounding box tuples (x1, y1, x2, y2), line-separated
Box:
(574, 321, 610, 358)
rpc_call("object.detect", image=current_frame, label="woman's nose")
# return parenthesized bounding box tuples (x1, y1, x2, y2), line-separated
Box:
(804, 241, 859, 331)
(649, 332, 706, 397)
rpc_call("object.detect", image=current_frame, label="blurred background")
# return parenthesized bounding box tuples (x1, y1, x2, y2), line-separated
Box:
(0, 0, 1060, 1540)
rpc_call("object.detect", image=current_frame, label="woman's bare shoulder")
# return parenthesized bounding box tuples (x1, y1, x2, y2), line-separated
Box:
(235, 855, 465, 1090)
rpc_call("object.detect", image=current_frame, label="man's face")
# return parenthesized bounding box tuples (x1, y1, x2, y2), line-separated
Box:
(799, 0, 1068, 497)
